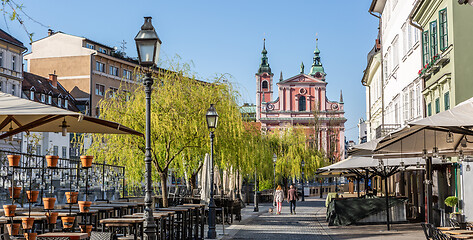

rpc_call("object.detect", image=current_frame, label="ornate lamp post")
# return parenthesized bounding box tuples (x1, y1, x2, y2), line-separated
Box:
(301, 159, 305, 202)
(135, 16, 161, 240)
(272, 153, 277, 206)
(206, 104, 218, 239)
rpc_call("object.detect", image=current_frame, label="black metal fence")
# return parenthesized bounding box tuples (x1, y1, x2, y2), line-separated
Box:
(0, 150, 126, 206)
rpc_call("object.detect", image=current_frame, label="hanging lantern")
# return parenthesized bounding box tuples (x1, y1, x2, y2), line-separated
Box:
(400, 161, 405, 171)
(441, 155, 447, 163)
(433, 147, 439, 158)
(60, 118, 69, 137)
(446, 131, 454, 143)
(422, 149, 428, 159)
(459, 149, 465, 161)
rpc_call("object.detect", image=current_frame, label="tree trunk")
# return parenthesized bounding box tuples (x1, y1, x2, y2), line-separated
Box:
(159, 170, 169, 207)
(189, 173, 197, 193)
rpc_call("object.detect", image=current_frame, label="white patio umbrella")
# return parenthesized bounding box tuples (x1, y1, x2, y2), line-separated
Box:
(200, 153, 210, 203)
(0, 93, 142, 138)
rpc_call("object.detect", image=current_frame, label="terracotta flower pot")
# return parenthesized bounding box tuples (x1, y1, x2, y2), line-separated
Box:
(21, 217, 34, 229)
(45, 155, 59, 168)
(61, 216, 75, 229)
(46, 212, 58, 224)
(80, 155, 93, 168)
(43, 197, 56, 210)
(9, 187, 22, 199)
(3, 204, 17, 217)
(24, 232, 37, 240)
(6, 223, 20, 236)
(79, 224, 93, 236)
(26, 190, 39, 203)
(65, 192, 79, 204)
(7, 155, 20, 167)
(78, 201, 92, 213)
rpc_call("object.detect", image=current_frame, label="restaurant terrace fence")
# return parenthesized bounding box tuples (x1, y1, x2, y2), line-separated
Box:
(0, 150, 126, 206)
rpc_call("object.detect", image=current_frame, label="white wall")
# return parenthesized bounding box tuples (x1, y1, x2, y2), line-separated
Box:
(462, 162, 473, 221)
(381, 0, 423, 128)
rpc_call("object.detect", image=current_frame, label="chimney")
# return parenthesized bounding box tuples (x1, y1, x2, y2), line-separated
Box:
(48, 29, 54, 36)
(49, 73, 57, 88)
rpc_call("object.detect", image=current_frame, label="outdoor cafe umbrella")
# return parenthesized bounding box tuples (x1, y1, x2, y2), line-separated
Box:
(0, 92, 142, 139)
(373, 97, 473, 225)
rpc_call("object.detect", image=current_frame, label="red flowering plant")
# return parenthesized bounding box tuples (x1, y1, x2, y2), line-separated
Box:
(418, 54, 441, 76)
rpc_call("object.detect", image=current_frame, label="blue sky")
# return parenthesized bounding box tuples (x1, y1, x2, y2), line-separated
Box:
(4, 0, 378, 141)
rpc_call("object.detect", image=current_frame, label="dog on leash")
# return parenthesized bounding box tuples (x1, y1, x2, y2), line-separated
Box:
(269, 207, 274, 213)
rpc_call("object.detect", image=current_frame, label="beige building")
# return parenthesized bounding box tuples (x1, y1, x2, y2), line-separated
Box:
(24, 30, 142, 117)
(0, 29, 26, 97)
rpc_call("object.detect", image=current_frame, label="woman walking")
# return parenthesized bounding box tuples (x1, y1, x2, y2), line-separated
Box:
(274, 185, 284, 214)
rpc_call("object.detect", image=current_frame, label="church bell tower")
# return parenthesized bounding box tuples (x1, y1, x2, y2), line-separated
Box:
(256, 39, 274, 121)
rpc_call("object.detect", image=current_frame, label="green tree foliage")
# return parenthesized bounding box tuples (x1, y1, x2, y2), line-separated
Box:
(87, 60, 243, 207)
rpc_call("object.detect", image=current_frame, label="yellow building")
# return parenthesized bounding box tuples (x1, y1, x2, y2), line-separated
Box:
(25, 30, 143, 117)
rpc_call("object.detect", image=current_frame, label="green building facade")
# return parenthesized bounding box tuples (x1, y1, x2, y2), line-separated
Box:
(412, 0, 473, 116)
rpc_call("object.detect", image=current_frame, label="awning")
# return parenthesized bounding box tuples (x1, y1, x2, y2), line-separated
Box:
(0, 92, 143, 139)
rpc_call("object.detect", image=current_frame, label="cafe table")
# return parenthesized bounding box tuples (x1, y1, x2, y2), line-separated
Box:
(0, 218, 8, 234)
(37, 232, 88, 240)
(156, 206, 197, 240)
(123, 213, 172, 240)
(182, 204, 205, 239)
(444, 230, 473, 235)
(450, 234, 473, 239)
(0, 215, 47, 233)
(100, 218, 144, 240)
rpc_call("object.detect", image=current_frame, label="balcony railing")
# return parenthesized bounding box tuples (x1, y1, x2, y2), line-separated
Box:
(375, 124, 401, 139)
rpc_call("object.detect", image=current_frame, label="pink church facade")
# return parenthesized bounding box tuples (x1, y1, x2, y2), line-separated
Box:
(255, 40, 347, 161)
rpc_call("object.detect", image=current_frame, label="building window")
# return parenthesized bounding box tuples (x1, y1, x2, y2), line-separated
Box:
(427, 103, 432, 116)
(123, 69, 132, 80)
(99, 48, 107, 54)
(86, 43, 95, 50)
(298, 96, 306, 111)
(422, 31, 430, 66)
(392, 37, 399, 68)
(439, 9, 448, 51)
(109, 66, 119, 76)
(435, 98, 440, 114)
(394, 103, 399, 124)
(96, 61, 105, 72)
(262, 80, 268, 89)
(41, 94, 45, 103)
(402, 24, 407, 56)
(62, 146, 67, 158)
(30, 91, 34, 100)
(430, 21, 438, 58)
(58, 98, 62, 107)
(48, 95, 52, 104)
(109, 87, 118, 98)
(64, 99, 68, 109)
(416, 85, 422, 117)
(0, 81, 3, 92)
(12, 56, 16, 71)
(124, 90, 130, 101)
(95, 84, 105, 96)
(403, 93, 408, 121)
(11, 84, 15, 96)
(0, 52, 3, 67)
(444, 92, 450, 110)
(53, 146, 59, 156)
(36, 145, 41, 155)
(409, 89, 415, 119)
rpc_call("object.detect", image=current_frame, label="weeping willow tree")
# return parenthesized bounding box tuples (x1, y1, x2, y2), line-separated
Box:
(87, 60, 243, 207)
(268, 127, 327, 191)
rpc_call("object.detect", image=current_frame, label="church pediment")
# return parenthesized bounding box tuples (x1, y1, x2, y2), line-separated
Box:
(277, 74, 326, 85)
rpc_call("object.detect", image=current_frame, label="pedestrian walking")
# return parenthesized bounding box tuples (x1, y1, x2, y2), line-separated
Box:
(287, 184, 299, 214)
(274, 185, 284, 214)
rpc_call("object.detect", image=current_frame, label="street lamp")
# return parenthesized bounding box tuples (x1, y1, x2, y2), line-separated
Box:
(206, 104, 218, 239)
(301, 159, 305, 202)
(135, 16, 161, 240)
(272, 153, 277, 207)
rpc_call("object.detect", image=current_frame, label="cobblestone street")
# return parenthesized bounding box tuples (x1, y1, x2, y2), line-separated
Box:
(214, 197, 425, 240)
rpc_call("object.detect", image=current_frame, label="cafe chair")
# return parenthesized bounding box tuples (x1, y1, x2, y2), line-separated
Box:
(421, 222, 434, 240)
(91, 231, 114, 240)
(0, 234, 10, 240)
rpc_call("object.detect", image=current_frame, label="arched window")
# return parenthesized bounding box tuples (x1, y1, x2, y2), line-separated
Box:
(299, 96, 306, 111)
(262, 80, 268, 89)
